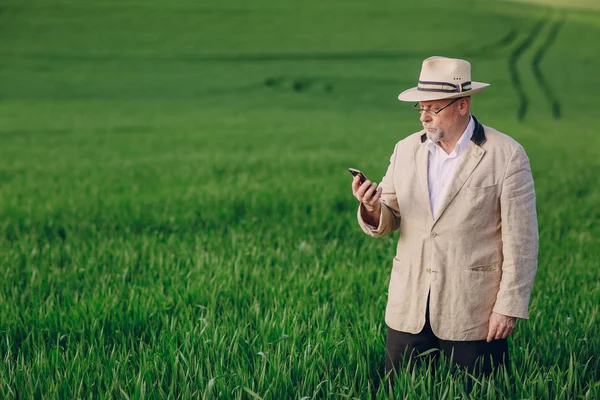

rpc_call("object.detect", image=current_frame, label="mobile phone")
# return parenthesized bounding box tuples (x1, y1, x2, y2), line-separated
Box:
(348, 168, 368, 184)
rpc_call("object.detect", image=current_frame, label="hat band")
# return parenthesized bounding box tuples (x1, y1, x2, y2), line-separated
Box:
(417, 80, 472, 93)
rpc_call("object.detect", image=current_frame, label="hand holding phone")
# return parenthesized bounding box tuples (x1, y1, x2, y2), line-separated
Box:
(349, 167, 382, 225)
(348, 168, 368, 184)
(349, 167, 380, 201)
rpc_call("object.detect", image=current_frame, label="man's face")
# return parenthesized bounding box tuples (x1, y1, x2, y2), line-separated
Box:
(419, 99, 463, 142)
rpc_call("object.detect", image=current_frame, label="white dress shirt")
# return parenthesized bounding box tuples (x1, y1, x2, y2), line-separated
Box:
(427, 116, 474, 218)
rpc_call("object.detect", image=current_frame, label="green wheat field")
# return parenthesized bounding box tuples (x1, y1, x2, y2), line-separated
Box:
(0, 0, 599, 398)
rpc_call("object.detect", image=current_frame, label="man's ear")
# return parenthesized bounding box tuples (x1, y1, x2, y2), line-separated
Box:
(459, 97, 471, 116)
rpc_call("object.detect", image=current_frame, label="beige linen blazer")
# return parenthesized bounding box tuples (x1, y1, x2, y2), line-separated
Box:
(358, 116, 538, 341)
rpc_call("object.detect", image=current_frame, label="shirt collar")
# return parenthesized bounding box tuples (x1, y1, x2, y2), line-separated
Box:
(427, 116, 474, 155)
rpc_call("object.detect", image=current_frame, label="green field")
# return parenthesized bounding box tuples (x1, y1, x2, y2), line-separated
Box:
(1, 0, 599, 398)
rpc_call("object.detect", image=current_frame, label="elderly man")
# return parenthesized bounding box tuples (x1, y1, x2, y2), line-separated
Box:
(351, 56, 538, 376)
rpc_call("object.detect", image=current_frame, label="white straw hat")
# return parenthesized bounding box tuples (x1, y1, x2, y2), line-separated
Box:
(397, 56, 490, 102)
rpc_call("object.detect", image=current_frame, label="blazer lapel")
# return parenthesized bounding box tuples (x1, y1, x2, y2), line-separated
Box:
(432, 141, 486, 225)
(414, 141, 434, 220)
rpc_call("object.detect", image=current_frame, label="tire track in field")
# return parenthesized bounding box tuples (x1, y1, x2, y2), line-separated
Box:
(465, 29, 518, 58)
(509, 13, 564, 121)
(531, 17, 564, 119)
(508, 19, 546, 121)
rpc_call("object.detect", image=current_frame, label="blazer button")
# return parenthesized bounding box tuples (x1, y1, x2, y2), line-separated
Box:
(426, 268, 431, 273)
(431, 232, 437, 238)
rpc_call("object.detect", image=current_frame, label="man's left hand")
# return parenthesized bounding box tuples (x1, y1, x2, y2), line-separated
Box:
(486, 312, 517, 343)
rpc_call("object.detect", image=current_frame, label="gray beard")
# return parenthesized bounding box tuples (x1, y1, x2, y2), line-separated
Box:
(426, 127, 445, 142)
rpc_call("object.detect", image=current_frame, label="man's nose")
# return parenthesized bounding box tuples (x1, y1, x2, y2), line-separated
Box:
(420, 111, 431, 123)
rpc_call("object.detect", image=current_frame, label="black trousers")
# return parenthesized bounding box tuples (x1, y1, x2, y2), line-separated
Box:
(385, 297, 509, 377)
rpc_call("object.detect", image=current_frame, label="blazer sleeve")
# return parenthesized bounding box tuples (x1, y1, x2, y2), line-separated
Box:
(493, 145, 539, 319)
(357, 143, 401, 237)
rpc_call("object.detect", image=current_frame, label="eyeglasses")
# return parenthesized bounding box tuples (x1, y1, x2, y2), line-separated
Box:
(413, 98, 460, 116)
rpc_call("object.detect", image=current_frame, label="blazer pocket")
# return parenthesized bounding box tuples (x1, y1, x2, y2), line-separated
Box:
(466, 182, 498, 191)
(468, 262, 502, 272)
